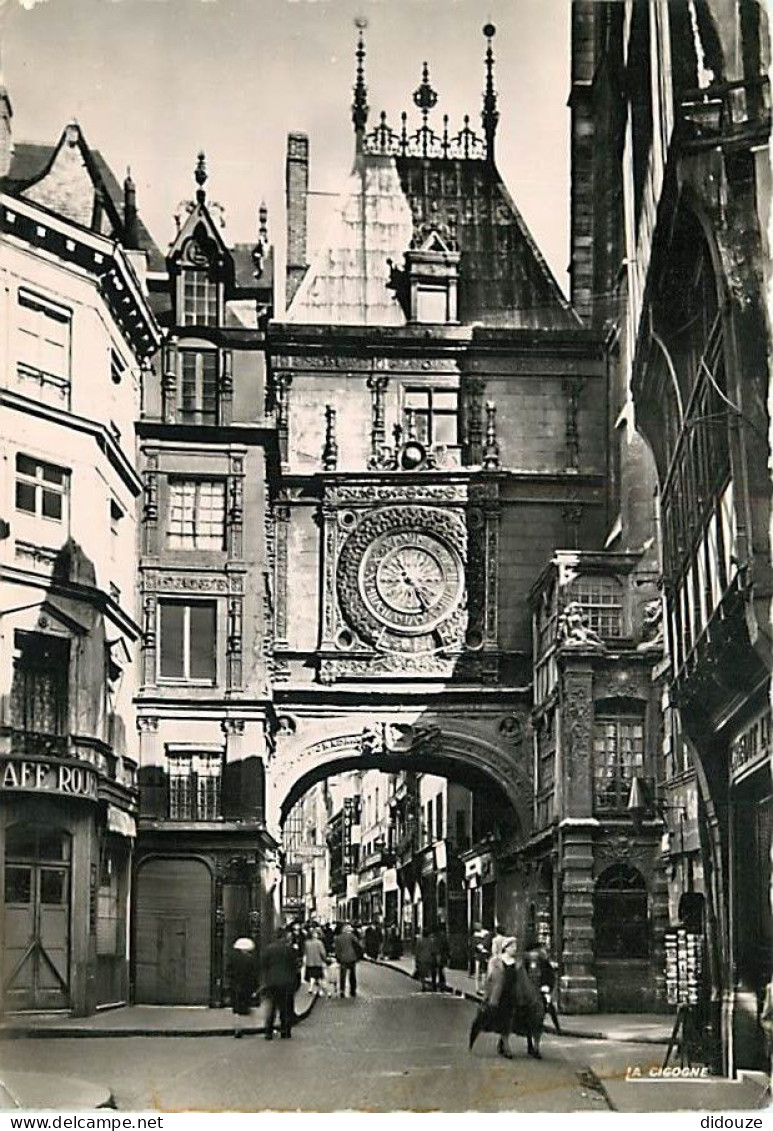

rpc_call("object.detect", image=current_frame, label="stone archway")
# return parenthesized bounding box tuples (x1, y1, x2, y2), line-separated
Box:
(266, 716, 532, 841)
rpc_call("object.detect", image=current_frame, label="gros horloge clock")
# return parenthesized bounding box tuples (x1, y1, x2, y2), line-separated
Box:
(336, 507, 467, 654)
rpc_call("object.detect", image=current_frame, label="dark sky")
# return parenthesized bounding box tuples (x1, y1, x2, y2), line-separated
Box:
(3, 0, 571, 296)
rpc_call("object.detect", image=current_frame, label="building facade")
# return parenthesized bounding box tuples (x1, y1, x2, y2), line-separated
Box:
(0, 109, 160, 1014)
(569, 0, 771, 1068)
(133, 158, 278, 1006)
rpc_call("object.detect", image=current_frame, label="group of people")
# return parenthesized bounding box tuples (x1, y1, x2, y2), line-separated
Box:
(469, 925, 561, 1060)
(229, 918, 373, 1040)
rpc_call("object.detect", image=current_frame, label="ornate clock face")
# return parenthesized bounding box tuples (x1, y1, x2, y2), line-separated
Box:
(336, 506, 467, 655)
(360, 530, 463, 635)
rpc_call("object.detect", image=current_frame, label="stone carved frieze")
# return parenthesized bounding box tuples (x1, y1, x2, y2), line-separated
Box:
(594, 836, 657, 876)
(329, 483, 468, 505)
(143, 571, 229, 594)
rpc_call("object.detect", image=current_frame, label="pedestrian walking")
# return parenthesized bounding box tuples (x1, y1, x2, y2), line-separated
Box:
(304, 927, 331, 998)
(414, 927, 436, 991)
(261, 927, 298, 1040)
(525, 943, 560, 1034)
(511, 954, 547, 1059)
(432, 924, 450, 993)
(472, 922, 493, 994)
(364, 922, 380, 960)
(334, 923, 362, 998)
(469, 935, 521, 1059)
(229, 934, 257, 1038)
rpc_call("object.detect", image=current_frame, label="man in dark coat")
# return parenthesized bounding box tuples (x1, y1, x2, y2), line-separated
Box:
(334, 923, 362, 998)
(525, 944, 560, 1034)
(432, 924, 450, 993)
(261, 928, 298, 1039)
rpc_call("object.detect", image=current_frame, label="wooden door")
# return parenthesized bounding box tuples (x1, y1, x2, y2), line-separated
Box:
(135, 859, 211, 1004)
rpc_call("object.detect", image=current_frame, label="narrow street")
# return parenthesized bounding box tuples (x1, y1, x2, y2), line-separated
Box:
(0, 964, 662, 1112)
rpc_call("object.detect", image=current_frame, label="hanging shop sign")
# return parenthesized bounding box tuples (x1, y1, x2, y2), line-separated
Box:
(106, 804, 136, 839)
(0, 758, 98, 801)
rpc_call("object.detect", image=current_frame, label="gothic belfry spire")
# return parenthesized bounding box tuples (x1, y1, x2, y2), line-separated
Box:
(481, 23, 499, 164)
(352, 17, 369, 153)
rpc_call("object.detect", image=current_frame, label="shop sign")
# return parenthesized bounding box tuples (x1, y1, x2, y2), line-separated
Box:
(0, 758, 98, 801)
(107, 804, 136, 839)
(382, 868, 398, 893)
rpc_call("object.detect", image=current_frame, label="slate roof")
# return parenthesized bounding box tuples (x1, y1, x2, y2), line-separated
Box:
(1, 140, 166, 272)
(287, 151, 578, 330)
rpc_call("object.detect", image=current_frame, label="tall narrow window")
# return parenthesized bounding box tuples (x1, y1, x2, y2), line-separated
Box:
(179, 351, 218, 425)
(167, 480, 226, 550)
(158, 600, 217, 683)
(17, 289, 71, 397)
(181, 271, 218, 327)
(593, 714, 645, 812)
(10, 631, 69, 738)
(168, 751, 222, 820)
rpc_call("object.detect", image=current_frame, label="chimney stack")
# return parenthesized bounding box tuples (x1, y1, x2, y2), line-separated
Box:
(285, 132, 309, 307)
(0, 85, 13, 179)
(123, 168, 139, 249)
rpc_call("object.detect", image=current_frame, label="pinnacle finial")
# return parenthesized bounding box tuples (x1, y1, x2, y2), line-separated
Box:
(258, 201, 268, 243)
(482, 23, 499, 164)
(195, 151, 207, 203)
(352, 17, 369, 149)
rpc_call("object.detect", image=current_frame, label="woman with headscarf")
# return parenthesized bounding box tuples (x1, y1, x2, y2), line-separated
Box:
(469, 937, 546, 1060)
(469, 935, 520, 1058)
(229, 934, 258, 1038)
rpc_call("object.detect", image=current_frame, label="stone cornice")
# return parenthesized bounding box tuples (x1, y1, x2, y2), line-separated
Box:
(0, 192, 161, 360)
(1, 388, 142, 496)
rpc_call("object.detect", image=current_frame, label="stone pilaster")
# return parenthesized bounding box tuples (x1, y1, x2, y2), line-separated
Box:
(559, 822, 598, 1012)
(559, 660, 594, 818)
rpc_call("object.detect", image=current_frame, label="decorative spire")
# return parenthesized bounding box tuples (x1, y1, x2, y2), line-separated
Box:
(483, 400, 500, 470)
(352, 17, 369, 150)
(123, 166, 138, 249)
(194, 151, 207, 204)
(481, 23, 499, 164)
(258, 201, 268, 244)
(322, 405, 339, 471)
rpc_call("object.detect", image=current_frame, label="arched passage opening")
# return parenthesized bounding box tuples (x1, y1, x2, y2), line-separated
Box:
(270, 720, 531, 968)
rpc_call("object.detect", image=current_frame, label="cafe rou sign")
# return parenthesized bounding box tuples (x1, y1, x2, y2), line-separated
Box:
(0, 758, 98, 801)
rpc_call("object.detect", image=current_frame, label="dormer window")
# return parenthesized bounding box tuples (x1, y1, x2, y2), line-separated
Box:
(176, 226, 221, 328)
(181, 270, 218, 327)
(405, 229, 460, 324)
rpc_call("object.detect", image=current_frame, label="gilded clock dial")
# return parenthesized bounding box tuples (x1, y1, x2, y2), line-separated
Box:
(359, 529, 463, 635)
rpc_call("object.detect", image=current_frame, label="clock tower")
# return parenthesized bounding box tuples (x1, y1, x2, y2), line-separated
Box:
(267, 25, 607, 946)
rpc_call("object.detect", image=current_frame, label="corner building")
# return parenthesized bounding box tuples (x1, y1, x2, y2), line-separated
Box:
(0, 106, 160, 1014)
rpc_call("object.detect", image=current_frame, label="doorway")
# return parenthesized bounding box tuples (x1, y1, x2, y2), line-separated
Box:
(3, 824, 71, 1011)
(135, 858, 212, 1004)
